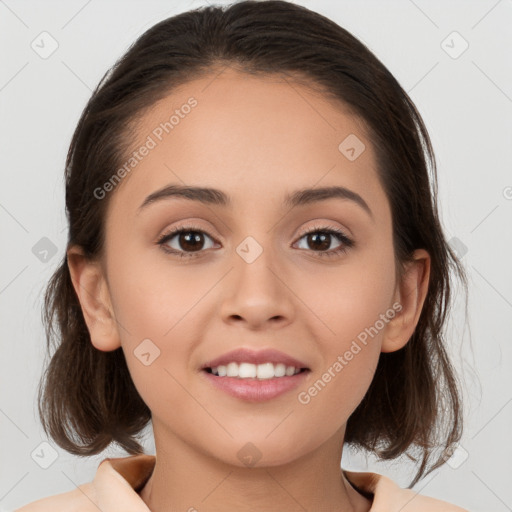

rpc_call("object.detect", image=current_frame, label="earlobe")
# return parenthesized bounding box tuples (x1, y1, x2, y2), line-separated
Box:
(381, 249, 431, 353)
(66, 245, 121, 352)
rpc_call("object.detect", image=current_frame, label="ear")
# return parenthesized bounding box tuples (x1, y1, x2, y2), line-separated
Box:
(66, 245, 121, 352)
(381, 249, 431, 353)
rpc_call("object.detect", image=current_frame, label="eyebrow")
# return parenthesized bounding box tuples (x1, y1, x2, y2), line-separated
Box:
(138, 184, 373, 219)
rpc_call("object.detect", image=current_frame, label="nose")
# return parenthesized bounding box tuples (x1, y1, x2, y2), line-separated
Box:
(219, 243, 295, 330)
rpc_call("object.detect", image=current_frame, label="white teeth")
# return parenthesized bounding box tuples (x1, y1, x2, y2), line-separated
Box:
(210, 362, 302, 379)
(226, 362, 238, 377)
(285, 365, 296, 376)
(239, 362, 257, 378)
(256, 362, 274, 379)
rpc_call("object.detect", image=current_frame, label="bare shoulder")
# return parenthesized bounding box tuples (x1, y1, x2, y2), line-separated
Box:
(14, 482, 96, 512)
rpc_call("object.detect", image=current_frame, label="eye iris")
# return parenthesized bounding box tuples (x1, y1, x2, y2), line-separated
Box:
(308, 232, 330, 251)
(180, 231, 204, 252)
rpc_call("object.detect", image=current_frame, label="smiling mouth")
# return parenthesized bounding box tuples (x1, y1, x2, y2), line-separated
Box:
(203, 362, 310, 379)
(200, 363, 311, 402)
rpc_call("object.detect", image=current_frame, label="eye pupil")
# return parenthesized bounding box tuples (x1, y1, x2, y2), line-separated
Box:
(180, 231, 204, 252)
(308, 232, 330, 251)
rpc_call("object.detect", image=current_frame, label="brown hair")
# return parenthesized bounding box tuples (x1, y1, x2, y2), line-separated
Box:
(38, 0, 467, 487)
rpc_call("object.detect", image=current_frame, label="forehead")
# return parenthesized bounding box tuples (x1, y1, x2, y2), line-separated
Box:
(108, 67, 386, 217)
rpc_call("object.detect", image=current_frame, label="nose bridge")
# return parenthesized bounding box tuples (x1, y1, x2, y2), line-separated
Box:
(230, 201, 281, 273)
(234, 231, 282, 295)
(220, 228, 295, 327)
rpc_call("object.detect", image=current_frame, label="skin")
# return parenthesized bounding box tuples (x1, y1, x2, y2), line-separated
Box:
(68, 66, 430, 512)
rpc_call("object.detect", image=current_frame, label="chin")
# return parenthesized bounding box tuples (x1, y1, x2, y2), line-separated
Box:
(218, 434, 314, 469)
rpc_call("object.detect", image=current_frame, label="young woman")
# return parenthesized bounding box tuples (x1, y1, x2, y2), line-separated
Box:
(17, 1, 468, 510)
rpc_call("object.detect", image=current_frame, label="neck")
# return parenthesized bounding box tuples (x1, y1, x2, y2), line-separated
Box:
(140, 421, 371, 512)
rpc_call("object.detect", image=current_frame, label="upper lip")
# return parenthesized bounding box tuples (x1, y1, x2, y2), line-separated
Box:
(201, 347, 309, 370)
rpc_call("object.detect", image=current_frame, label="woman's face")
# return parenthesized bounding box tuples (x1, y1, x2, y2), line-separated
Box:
(94, 67, 410, 466)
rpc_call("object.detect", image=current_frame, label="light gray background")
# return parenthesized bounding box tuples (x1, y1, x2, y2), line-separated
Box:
(1, 1, 511, 511)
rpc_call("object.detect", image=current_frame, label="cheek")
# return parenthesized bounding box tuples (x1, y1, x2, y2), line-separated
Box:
(296, 346, 379, 439)
(300, 242, 396, 345)
(105, 246, 220, 404)
(294, 244, 395, 418)
(107, 242, 212, 340)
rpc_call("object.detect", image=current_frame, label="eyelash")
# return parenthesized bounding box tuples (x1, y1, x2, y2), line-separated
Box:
(156, 223, 355, 259)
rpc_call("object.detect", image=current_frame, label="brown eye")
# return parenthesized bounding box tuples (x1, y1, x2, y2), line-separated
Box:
(157, 226, 216, 257)
(295, 226, 354, 258)
(175, 231, 206, 252)
(303, 232, 332, 251)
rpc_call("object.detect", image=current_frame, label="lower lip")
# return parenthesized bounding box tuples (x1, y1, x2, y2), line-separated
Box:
(201, 369, 310, 402)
